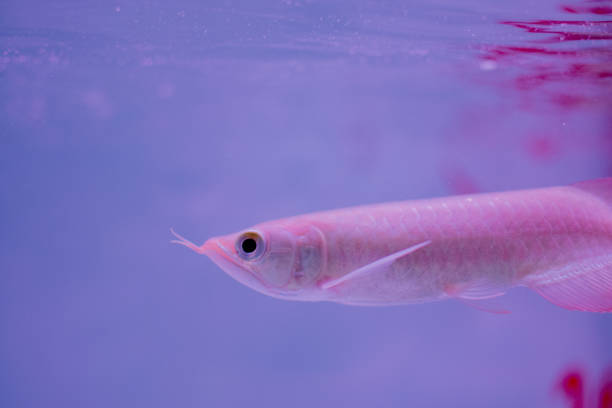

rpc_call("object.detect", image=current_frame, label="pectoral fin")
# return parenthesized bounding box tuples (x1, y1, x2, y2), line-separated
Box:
(321, 240, 431, 290)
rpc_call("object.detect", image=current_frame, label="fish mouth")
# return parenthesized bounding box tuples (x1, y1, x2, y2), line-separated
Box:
(170, 228, 292, 297)
(202, 238, 272, 294)
(202, 238, 300, 300)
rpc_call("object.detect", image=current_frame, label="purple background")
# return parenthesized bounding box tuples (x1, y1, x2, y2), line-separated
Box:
(1, 0, 611, 407)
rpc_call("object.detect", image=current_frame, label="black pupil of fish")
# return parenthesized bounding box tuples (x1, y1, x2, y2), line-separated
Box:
(241, 238, 257, 254)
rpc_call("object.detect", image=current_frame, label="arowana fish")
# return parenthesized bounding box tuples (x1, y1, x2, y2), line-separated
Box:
(172, 178, 612, 312)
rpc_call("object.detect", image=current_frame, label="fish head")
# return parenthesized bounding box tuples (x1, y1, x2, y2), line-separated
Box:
(200, 222, 327, 300)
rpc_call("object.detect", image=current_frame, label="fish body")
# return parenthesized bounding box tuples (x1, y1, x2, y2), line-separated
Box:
(173, 178, 612, 312)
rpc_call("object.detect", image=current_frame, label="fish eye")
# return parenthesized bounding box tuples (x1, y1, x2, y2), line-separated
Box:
(242, 238, 257, 253)
(236, 231, 265, 260)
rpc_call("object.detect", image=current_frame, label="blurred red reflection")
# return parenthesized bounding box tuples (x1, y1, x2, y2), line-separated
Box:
(501, 20, 612, 42)
(559, 369, 585, 408)
(556, 368, 612, 408)
(600, 370, 612, 408)
(562, 4, 612, 15)
(479, 2, 612, 111)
